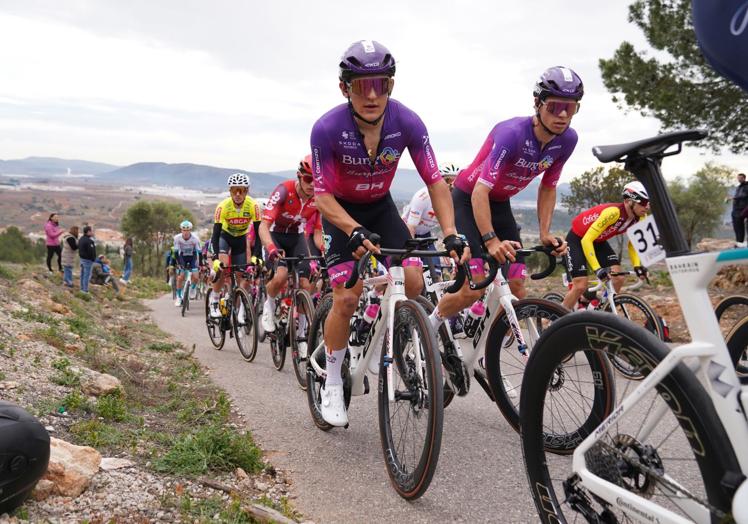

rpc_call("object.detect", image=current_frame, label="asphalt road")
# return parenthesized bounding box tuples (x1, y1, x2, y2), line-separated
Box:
(147, 293, 539, 523)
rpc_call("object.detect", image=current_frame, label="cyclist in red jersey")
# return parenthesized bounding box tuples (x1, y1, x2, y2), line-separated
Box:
(561, 181, 651, 310)
(259, 155, 324, 332)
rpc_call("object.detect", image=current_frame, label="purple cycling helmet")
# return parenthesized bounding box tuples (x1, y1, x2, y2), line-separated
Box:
(533, 66, 584, 101)
(339, 40, 396, 82)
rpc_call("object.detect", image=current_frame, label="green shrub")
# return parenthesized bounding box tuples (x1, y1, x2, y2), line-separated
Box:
(70, 419, 125, 448)
(95, 390, 129, 421)
(61, 389, 92, 413)
(0, 227, 44, 263)
(51, 357, 80, 386)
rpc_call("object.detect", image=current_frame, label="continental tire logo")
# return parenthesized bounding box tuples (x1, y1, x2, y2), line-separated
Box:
(732, 2, 748, 35)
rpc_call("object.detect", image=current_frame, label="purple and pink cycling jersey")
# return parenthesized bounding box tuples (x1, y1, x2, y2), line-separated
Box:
(454, 116, 578, 201)
(310, 99, 442, 204)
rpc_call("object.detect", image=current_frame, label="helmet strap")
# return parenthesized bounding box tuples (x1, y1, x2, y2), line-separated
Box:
(347, 98, 387, 126)
(535, 106, 561, 137)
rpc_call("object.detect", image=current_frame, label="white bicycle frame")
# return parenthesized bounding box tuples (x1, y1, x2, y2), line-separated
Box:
(571, 248, 748, 523)
(309, 265, 417, 402)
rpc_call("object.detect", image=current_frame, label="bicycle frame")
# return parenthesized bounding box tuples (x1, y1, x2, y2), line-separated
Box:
(570, 134, 748, 523)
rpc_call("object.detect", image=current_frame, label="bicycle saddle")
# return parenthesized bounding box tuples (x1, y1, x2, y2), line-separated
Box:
(592, 129, 707, 163)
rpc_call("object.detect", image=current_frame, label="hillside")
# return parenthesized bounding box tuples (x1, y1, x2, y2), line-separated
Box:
(0, 157, 119, 176)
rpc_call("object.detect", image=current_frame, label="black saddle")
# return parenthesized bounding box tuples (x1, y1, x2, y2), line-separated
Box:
(592, 129, 708, 163)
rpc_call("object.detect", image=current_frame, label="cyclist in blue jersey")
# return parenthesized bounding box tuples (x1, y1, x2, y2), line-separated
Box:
(310, 40, 470, 427)
(173, 220, 202, 307)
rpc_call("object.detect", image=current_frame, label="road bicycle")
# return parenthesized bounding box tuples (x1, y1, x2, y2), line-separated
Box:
(177, 266, 197, 317)
(305, 236, 464, 500)
(264, 255, 323, 386)
(520, 129, 748, 523)
(204, 262, 259, 361)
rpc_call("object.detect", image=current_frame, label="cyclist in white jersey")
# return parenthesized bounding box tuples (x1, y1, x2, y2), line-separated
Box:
(173, 220, 202, 306)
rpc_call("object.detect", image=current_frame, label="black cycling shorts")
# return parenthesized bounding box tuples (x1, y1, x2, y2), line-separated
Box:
(564, 231, 620, 278)
(218, 232, 247, 267)
(270, 231, 311, 278)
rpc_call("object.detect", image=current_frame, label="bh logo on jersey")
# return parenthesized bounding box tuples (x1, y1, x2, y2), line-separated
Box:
(538, 155, 554, 171)
(323, 234, 332, 253)
(377, 147, 400, 166)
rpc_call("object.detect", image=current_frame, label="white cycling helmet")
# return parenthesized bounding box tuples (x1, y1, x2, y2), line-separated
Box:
(622, 181, 649, 202)
(227, 172, 250, 188)
(439, 162, 460, 178)
(255, 197, 269, 214)
(180, 220, 193, 230)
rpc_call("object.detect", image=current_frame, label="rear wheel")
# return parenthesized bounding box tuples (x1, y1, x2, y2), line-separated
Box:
(378, 299, 443, 500)
(205, 288, 225, 350)
(541, 291, 565, 303)
(521, 311, 740, 523)
(715, 294, 748, 337)
(726, 315, 748, 375)
(414, 295, 455, 408)
(233, 287, 258, 362)
(291, 290, 315, 389)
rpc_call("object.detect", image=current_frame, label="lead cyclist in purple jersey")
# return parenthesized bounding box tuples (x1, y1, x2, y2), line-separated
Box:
(431, 66, 582, 326)
(310, 39, 469, 427)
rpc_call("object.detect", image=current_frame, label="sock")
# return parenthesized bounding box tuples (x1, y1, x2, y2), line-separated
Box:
(428, 308, 444, 330)
(264, 296, 275, 313)
(177, 288, 182, 298)
(191, 282, 196, 290)
(325, 347, 347, 386)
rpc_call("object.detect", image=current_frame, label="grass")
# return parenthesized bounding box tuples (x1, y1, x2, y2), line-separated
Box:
(174, 495, 253, 524)
(95, 390, 129, 422)
(61, 389, 93, 413)
(152, 423, 263, 476)
(146, 341, 180, 353)
(0, 371, 5, 381)
(34, 326, 67, 351)
(12, 308, 59, 326)
(128, 276, 171, 299)
(650, 269, 673, 288)
(50, 357, 81, 386)
(0, 263, 16, 280)
(70, 419, 127, 449)
(256, 495, 301, 521)
(65, 315, 90, 338)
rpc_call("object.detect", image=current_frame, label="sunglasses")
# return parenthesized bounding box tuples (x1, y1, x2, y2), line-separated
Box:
(346, 76, 392, 97)
(634, 198, 650, 207)
(543, 100, 580, 117)
(229, 187, 248, 194)
(298, 174, 313, 183)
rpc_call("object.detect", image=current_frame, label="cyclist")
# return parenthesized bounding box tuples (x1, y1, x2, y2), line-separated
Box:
(259, 155, 324, 332)
(402, 162, 460, 279)
(173, 220, 202, 307)
(310, 39, 469, 427)
(165, 245, 178, 284)
(209, 173, 261, 318)
(430, 66, 581, 331)
(561, 181, 651, 310)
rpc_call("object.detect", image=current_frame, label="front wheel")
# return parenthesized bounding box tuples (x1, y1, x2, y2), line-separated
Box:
(378, 299, 443, 500)
(181, 282, 190, 317)
(233, 287, 258, 362)
(269, 300, 287, 371)
(291, 290, 315, 390)
(726, 315, 748, 374)
(205, 288, 225, 350)
(414, 295, 455, 408)
(521, 311, 740, 523)
(484, 298, 574, 438)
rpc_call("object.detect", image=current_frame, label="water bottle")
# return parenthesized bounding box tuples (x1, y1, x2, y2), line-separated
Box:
(462, 300, 486, 338)
(353, 304, 380, 346)
(219, 297, 228, 316)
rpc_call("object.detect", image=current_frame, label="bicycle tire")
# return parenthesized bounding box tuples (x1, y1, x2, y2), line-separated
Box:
(270, 306, 287, 372)
(378, 299, 443, 500)
(483, 298, 577, 439)
(233, 287, 258, 362)
(521, 311, 740, 523)
(603, 292, 665, 380)
(291, 289, 315, 390)
(170, 272, 177, 300)
(541, 291, 565, 303)
(305, 293, 351, 431)
(204, 289, 225, 350)
(414, 295, 455, 408)
(726, 315, 748, 373)
(181, 281, 190, 317)
(714, 294, 748, 322)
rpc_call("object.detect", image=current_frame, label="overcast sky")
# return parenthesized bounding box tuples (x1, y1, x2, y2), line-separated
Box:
(0, 0, 745, 182)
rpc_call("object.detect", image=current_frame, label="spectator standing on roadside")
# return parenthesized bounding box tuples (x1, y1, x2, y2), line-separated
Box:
(120, 237, 134, 284)
(78, 226, 96, 293)
(44, 213, 63, 273)
(60, 226, 79, 288)
(728, 173, 748, 247)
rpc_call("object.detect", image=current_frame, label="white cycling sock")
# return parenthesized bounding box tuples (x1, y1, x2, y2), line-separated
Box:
(428, 308, 444, 330)
(325, 347, 347, 386)
(264, 296, 275, 314)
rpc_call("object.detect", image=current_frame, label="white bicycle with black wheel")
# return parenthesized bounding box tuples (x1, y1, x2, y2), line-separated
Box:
(520, 129, 748, 523)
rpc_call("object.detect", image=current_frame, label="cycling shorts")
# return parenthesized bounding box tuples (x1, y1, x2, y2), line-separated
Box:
(270, 231, 311, 278)
(178, 255, 199, 271)
(323, 193, 421, 287)
(564, 231, 620, 279)
(414, 233, 442, 276)
(218, 232, 248, 267)
(452, 187, 526, 279)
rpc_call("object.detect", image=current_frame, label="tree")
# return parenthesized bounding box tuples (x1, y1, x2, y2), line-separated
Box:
(668, 162, 733, 248)
(599, 0, 747, 153)
(0, 227, 45, 263)
(120, 201, 196, 277)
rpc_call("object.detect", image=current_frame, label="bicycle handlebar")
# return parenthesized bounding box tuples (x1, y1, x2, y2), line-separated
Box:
(267, 255, 325, 281)
(514, 245, 558, 281)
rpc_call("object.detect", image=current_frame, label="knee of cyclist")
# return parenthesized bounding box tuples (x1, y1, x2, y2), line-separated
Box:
(334, 293, 359, 316)
(509, 280, 527, 299)
(405, 279, 423, 298)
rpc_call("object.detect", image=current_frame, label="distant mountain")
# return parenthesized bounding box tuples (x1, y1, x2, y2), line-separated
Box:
(0, 157, 118, 176)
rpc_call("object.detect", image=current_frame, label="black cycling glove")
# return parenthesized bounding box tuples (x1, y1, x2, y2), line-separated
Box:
(634, 266, 648, 279)
(595, 267, 611, 281)
(443, 234, 467, 258)
(347, 226, 374, 252)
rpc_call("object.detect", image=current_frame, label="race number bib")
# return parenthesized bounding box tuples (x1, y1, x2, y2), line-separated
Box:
(627, 216, 665, 266)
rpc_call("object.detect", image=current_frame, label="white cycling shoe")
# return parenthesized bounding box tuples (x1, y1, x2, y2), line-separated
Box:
(261, 307, 275, 333)
(209, 300, 222, 318)
(320, 383, 348, 427)
(174, 297, 182, 307)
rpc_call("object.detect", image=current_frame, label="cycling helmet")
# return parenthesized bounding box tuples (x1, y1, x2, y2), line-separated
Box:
(533, 66, 584, 101)
(622, 181, 649, 202)
(227, 173, 250, 188)
(298, 154, 313, 175)
(255, 197, 269, 214)
(180, 220, 193, 230)
(0, 401, 50, 514)
(339, 40, 396, 82)
(439, 162, 460, 178)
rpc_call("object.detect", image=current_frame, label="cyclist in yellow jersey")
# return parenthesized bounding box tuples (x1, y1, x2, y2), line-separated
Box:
(208, 173, 261, 318)
(562, 181, 650, 310)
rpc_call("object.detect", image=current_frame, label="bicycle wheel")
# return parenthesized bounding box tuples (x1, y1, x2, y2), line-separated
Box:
(204, 289, 225, 350)
(233, 287, 258, 362)
(726, 315, 748, 374)
(256, 280, 268, 342)
(378, 299, 443, 500)
(290, 289, 315, 389)
(170, 272, 177, 300)
(541, 291, 565, 303)
(521, 311, 740, 523)
(414, 295, 456, 408)
(305, 293, 351, 431)
(181, 282, 190, 317)
(269, 300, 286, 371)
(715, 294, 748, 337)
(604, 293, 664, 380)
(483, 298, 575, 437)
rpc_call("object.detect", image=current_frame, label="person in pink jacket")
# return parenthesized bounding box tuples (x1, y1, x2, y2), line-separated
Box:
(44, 213, 63, 272)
